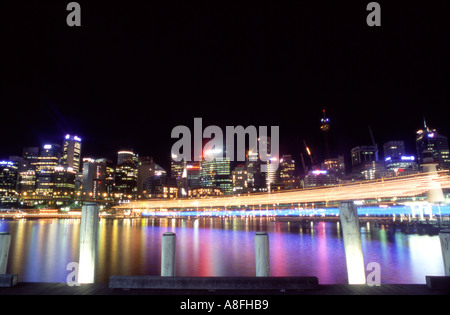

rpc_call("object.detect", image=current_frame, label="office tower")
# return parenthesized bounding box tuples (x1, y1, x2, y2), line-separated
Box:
(18, 170, 36, 198)
(351, 145, 387, 180)
(35, 144, 60, 196)
(115, 151, 138, 200)
(62, 134, 82, 172)
(53, 166, 76, 202)
(232, 164, 248, 194)
(81, 158, 109, 199)
(170, 154, 185, 179)
(200, 149, 233, 195)
(246, 149, 264, 191)
(383, 140, 418, 176)
(320, 109, 331, 159)
(137, 156, 155, 197)
(383, 141, 405, 160)
(278, 155, 296, 189)
(416, 121, 450, 171)
(143, 174, 178, 199)
(0, 160, 19, 205)
(185, 161, 201, 189)
(98, 158, 115, 199)
(117, 150, 138, 166)
(22, 147, 39, 169)
(304, 170, 337, 187)
(322, 155, 346, 180)
(351, 145, 378, 166)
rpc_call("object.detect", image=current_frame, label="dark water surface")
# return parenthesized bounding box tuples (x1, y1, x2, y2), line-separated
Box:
(0, 217, 445, 284)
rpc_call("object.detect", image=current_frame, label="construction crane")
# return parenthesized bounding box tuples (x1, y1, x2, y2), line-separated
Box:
(368, 125, 379, 161)
(303, 139, 314, 166)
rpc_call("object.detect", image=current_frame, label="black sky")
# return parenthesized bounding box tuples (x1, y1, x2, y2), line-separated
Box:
(0, 1, 449, 172)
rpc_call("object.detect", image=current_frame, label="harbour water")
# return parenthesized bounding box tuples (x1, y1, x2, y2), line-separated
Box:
(0, 217, 445, 284)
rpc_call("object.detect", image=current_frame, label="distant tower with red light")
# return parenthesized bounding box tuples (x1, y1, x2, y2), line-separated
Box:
(320, 109, 331, 159)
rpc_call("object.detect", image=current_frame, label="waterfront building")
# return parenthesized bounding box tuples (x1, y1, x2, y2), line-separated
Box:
(416, 122, 450, 171)
(35, 144, 60, 197)
(303, 169, 337, 187)
(62, 134, 82, 172)
(0, 160, 19, 205)
(137, 156, 155, 198)
(143, 174, 178, 199)
(200, 150, 233, 195)
(278, 154, 297, 189)
(185, 161, 201, 189)
(384, 141, 406, 160)
(52, 166, 76, 204)
(322, 155, 346, 180)
(232, 164, 248, 194)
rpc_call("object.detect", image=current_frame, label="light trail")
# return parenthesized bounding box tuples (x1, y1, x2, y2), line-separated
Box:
(115, 172, 450, 211)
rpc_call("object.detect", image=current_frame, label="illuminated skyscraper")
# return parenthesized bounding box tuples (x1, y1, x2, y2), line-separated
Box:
(62, 134, 82, 172)
(137, 156, 155, 197)
(200, 149, 232, 195)
(383, 141, 405, 160)
(35, 144, 60, 196)
(232, 165, 248, 194)
(115, 151, 138, 200)
(279, 154, 297, 189)
(416, 121, 450, 171)
(117, 150, 138, 166)
(0, 160, 19, 205)
(320, 109, 331, 159)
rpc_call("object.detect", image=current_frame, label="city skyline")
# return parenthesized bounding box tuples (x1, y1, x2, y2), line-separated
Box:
(1, 2, 449, 173)
(0, 114, 447, 175)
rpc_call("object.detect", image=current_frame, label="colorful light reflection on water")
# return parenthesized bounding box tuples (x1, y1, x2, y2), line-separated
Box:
(0, 212, 446, 284)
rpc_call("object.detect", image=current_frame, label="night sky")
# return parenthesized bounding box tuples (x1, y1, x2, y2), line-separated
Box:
(1, 1, 449, 172)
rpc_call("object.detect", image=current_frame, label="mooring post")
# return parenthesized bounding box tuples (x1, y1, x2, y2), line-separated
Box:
(0, 232, 11, 274)
(339, 201, 366, 284)
(78, 202, 99, 283)
(439, 229, 450, 276)
(161, 232, 176, 276)
(255, 232, 270, 277)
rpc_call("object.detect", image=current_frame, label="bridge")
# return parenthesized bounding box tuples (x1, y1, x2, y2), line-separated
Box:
(114, 172, 450, 212)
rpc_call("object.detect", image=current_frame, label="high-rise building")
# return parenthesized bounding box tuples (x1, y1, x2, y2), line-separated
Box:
(185, 161, 201, 189)
(245, 149, 265, 192)
(137, 156, 155, 197)
(351, 145, 378, 167)
(81, 158, 109, 199)
(320, 109, 331, 159)
(304, 169, 337, 187)
(53, 166, 76, 203)
(416, 122, 450, 171)
(322, 156, 346, 180)
(232, 165, 248, 194)
(117, 150, 138, 166)
(0, 160, 19, 205)
(200, 149, 232, 195)
(383, 141, 405, 160)
(18, 170, 36, 199)
(278, 154, 296, 189)
(35, 144, 60, 196)
(143, 173, 178, 199)
(62, 134, 82, 172)
(22, 146, 39, 169)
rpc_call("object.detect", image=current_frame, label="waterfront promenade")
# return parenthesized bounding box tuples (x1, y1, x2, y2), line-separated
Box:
(0, 281, 449, 295)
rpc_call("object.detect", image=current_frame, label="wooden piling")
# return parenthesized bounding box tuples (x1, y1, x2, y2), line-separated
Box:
(161, 232, 176, 276)
(439, 229, 450, 276)
(0, 232, 11, 274)
(78, 202, 99, 284)
(339, 201, 366, 284)
(255, 232, 270, 277)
